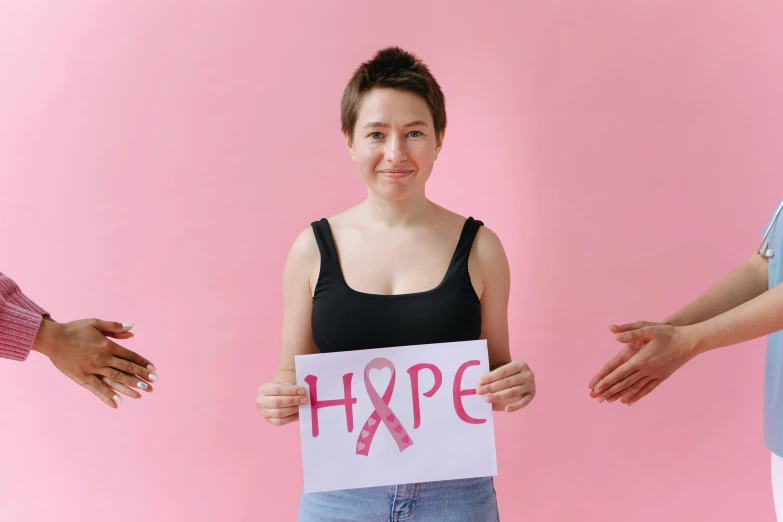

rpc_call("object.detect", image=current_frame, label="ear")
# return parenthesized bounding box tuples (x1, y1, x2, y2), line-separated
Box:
(345, 133, 356, 162)
(434, 129, 445, 160)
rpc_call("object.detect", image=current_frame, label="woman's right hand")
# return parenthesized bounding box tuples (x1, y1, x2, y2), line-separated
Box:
(256, 381, 308, 426)
(33, 318, 157, 409)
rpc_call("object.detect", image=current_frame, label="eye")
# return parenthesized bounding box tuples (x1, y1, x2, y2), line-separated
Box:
(408, 131, 423, 138)
(369, 132, 383, 140)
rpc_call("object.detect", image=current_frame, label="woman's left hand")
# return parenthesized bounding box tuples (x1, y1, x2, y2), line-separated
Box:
(476, 360, 536, 412)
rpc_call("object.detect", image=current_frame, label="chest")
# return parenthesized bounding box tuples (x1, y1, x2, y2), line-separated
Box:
(331, 228, 462, 296)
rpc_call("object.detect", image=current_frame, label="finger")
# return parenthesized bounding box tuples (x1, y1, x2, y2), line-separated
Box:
(92, 319, 134, 334)
(505, 393, 534, 412)
(266, 413, 299, 426)
(263, 406, 300, 419)
(614, 327, 652, 344)
(593, 358, 640, 396)
(96, 367, 155, 393)
(597, 371, 642, 402)
(627, 379, 662, 405)
(105, 331, 134, 340)
(478, 361, 528, 386)
(102, 377, 142, 399)
(607, 377, 649, 404)
(609, 321, 655, 334)
(484, 385, 528, 403)
(108, 342, 157, 373)
(258, 382, 306, 397)
(83, 376, 120, 408)
(107, 356, 158, 383)
(477, 373, 526, 395)
(588, 345, 636, 391)
(258, 394, 308, 409)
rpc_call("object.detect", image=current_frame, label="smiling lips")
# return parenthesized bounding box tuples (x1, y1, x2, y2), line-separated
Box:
(379, 169, 413, 179)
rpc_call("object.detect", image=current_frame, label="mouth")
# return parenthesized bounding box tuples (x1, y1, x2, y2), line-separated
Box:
(378, 169, 413, 179)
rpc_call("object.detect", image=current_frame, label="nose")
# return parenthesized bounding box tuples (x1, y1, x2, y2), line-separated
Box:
(384, 135, 408, 164)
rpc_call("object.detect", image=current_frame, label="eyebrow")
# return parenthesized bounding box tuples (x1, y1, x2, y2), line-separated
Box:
(362, 120, 429, 129)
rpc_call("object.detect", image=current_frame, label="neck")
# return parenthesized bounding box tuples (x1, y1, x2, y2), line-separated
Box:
(362, 189, 434, 227)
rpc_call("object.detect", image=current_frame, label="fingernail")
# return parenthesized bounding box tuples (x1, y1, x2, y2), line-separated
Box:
(297, 389, 305, 395)
(485, 395, 494, 402)
(476, 387, 484, 395)
(137, 382, 148, 389)
(594, 388, 602, 394)
(122, 322, 134, 328)
(114, 394, 122, 403)
(598, 397, 606, 403)
(148, 373, 158, 381)
(300, 397, 308, 404)
(147, 364, 156, 371)
(608, 397, 617, 403)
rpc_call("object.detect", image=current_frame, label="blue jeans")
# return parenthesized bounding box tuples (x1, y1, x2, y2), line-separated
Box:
(297, 477, 499, 521)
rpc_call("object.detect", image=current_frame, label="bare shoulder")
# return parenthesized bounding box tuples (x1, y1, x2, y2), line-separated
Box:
(471, 225, 509, 289)
(474, 226, 506, 260)
(288, 225, 319, 263)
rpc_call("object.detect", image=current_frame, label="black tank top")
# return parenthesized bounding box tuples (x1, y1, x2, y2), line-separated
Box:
(310, 217, 484, 353)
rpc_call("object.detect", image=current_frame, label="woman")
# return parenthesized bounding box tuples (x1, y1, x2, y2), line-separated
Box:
(256, 47, 536, 521)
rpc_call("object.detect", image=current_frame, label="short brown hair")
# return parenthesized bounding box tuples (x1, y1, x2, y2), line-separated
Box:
(341, 47, 446, 140)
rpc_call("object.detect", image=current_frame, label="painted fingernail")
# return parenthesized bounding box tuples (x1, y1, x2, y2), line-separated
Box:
(300, 397, 308, 404)
(122, 322, 134, 328)
(114, 394, 122, 403)
(148, 373, 159, 381)
(137, 382, 148, 389)
(147, 365, 156, 371)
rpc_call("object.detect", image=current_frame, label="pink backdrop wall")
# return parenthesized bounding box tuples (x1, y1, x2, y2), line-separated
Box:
(2, 1, 782, 521)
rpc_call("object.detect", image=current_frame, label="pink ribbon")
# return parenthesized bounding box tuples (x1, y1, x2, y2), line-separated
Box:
(356, 358, 414, 456)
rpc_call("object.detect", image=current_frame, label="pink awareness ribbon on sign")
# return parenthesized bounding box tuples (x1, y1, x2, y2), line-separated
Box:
(356, 358, 414, 456)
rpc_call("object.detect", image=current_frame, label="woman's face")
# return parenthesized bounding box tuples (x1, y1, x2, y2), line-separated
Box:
(347, 88, 443, 202)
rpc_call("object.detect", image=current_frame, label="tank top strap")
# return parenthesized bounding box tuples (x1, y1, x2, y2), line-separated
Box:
(447, 217, 484, 277)
(311, 218, 340, 269)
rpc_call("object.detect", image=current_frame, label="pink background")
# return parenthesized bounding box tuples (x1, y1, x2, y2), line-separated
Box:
(1, 1, 782, 521)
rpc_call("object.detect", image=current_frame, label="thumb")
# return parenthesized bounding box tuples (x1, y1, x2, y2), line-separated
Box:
(614, 326, 652, 344)
(92, 319, 134, 334)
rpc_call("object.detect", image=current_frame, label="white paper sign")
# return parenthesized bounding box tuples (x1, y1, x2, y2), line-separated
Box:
(295, 340, 497, 493)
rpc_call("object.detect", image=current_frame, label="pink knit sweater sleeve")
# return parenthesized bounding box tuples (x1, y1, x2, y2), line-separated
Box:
(0, 271, 48, 362)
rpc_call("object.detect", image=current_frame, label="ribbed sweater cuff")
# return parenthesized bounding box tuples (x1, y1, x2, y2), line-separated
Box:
(0, 303, 43, 362)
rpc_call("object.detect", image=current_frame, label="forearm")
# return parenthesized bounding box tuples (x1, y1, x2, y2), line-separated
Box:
(665, 254, 768, 327)
(689, 282, 783, 354)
